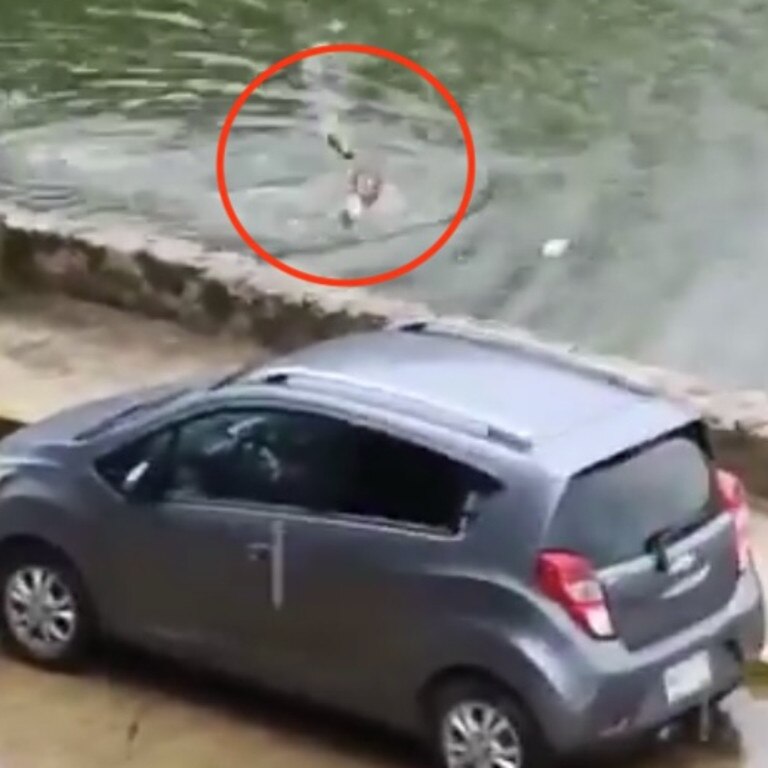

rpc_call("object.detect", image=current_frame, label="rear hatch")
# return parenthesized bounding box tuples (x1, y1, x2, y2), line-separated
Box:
(545, 424, 738, 650)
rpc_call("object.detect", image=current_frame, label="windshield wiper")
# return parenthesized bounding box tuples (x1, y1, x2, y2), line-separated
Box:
(210, 357, 264, 390)
(78, 392, 183, 440)
(210, 365, 250, 389)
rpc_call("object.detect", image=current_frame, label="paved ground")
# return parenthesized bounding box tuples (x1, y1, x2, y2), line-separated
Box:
(0, 650, 412, 768)
(0, 293, 766, 768)
(0, 292, 262, 423)
(0, 647, 764, 768)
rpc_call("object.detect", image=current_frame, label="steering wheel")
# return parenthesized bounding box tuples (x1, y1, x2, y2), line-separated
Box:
(254, 443, 281, 483)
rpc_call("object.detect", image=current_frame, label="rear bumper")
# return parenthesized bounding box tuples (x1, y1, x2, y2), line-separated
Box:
(533, 564, 765, 755)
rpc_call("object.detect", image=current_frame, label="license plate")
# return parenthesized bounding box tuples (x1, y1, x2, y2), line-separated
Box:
(663, 651, 712, 705)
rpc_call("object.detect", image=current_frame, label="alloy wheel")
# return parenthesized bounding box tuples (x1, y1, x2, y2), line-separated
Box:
(441, 699, 524, 768)
(4, 565, 78, 659)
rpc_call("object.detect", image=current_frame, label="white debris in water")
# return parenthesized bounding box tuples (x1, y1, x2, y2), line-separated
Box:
(0, 90, 32, 111)
(326, 18, 346, 33)
(541, 238, 571, 259)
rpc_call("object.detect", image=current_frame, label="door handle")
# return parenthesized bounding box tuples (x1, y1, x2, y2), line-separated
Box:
(246, 542, 272, 562)
(246, 520, 284, 610)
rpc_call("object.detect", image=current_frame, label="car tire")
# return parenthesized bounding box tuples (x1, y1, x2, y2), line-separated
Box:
(0, 545, 94, 670)
(427, 676, 551, 768)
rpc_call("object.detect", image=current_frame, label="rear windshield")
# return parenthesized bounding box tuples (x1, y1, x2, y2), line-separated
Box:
(547, 432, 716, 568)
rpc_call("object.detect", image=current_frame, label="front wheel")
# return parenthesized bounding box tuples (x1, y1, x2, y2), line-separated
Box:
(0, 547, 93, 669)
(428, 677, 551, 768)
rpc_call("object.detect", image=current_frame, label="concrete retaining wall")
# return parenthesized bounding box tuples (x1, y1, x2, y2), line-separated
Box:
(1, 203, 768, 497)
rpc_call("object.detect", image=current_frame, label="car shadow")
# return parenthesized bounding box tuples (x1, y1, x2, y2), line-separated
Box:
(79, 644, 749, 768)
(88, 643, 423, 768)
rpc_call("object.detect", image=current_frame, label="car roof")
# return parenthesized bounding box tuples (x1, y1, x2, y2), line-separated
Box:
(242, 326, 698, 475)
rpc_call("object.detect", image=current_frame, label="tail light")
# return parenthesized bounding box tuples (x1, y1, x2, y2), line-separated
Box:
(536, 551, 615, 639)
(715, 469, 751, 573)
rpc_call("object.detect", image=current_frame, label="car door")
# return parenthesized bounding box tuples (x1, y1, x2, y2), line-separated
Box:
(96, 408, 287, 676)
(248, 416, 495, 719)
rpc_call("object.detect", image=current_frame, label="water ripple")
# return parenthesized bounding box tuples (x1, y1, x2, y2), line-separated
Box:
(3, 0, 768, 386)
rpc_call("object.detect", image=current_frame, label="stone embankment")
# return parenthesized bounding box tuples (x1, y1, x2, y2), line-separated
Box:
(2, 202, 768, 495)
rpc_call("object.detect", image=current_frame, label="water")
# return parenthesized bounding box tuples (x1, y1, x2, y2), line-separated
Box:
(2, 0, 768, 388)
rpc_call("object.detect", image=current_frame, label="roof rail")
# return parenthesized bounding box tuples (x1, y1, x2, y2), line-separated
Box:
(256, 365, 533, 452)
(393, 318, 655, 397)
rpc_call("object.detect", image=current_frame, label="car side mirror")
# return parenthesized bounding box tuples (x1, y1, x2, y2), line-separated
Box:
(121, 459, 164, 502)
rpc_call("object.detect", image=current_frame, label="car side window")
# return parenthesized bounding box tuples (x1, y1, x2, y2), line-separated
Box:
(98, 406, 498, 532)
(341, 425, 497, 533)
(164, 408, 352, 512)
(95, 429, 175, 493)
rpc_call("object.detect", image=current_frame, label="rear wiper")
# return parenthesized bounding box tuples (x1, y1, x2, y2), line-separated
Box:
(645, 527, 677, 573)
(645, 518, 703, 573)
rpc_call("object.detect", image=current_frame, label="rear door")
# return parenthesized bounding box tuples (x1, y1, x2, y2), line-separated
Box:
(546, 425, 737, 650)
(244, 414, 500, 715)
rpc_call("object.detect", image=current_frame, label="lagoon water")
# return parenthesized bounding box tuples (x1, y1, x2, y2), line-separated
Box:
(2, 0, 768, 387)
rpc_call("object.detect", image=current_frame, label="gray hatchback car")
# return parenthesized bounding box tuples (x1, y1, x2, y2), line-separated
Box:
(0, 320, 763, 768)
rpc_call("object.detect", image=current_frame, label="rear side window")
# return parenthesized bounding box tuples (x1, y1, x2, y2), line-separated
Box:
(343, 426, 498, 532)
(547, 433, 715, 568)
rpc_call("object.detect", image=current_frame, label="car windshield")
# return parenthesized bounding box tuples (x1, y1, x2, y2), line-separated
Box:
(78, 391, 185, 440)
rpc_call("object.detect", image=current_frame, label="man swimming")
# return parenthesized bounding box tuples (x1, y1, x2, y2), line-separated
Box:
(303, 43, 403, 229)
(338, 160, 385, 228)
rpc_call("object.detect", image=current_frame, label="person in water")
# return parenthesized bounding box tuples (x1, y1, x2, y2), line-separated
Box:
(338, 161, 385, 228)
(320, 113, 391, 229)
(303, 43, 401, 229)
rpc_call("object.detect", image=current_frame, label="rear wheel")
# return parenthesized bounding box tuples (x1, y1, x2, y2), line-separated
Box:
(0, 546, 93, 669)
(427, 677, 551, 768)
